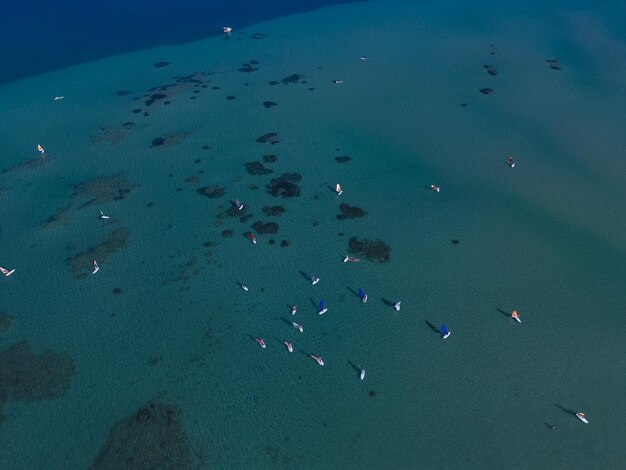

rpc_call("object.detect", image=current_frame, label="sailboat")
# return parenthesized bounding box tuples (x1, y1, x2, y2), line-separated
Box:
(0, 266, 16, 277)
(292, 322, 303, 333)
(99, 210, 110, 220)
(441, 324, 451, 339)
(511, 310, 521, 323)
(284, 341, 293, 353)
(255, 338, 266, 349)
(223, 26, 233, 33)
(360, 369, 366, 380)
(430, 184, 441, 192)
(291, 305, 297, 315)
(358, 288, 368, 303)
(37, 144, 45, 155)
(234, 199, 244, 211)
(247, 233, 257, 244)
(318, 299, 328, 315)
(576, 412, 589, 424)
(394, 301, 401, 311)
(240, 284, 249, 292)
(508, 156, 515, 168)
(343, 256, 360, 262)
(311, 355, 325, 366)
(92, 260, 99, 274)
(311, 273, 319, 285)
(336, 183, 343, 196)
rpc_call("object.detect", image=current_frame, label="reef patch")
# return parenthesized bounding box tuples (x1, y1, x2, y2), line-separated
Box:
(262, 206, 286, 216)
(197, 186, 225, 199)
(256, 133, 279, 144)
(267, 173, 301, 198)
(0, 341, 75, 418)
(72, 173, 137, 208)
(245, 161, 273, 176)
(92, 401, 201, 469)
(252, 221, 279, 234)
(0, 314, 13, 333)
(348, 237, 390, 262)
(66, 227, 130, 278)
(337, 203, 367, 220)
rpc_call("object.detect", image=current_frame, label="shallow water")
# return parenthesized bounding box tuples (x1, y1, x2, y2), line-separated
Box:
(1, 1, 625, 468)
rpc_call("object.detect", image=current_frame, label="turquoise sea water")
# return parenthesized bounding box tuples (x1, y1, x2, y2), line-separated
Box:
(1, 1, 625, 468)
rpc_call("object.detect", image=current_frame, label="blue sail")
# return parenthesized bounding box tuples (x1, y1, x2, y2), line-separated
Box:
(319, 299, 325, 310)
(358, 288, 364, 299)
(441, 324, 448, 335)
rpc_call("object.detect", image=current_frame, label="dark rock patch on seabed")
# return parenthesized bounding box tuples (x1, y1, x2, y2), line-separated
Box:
(153, 61, 171, 68)
(226, 95, 236, 100)
(2, 157, 48, 174)
(66, 227, 130, 278)
(150, 131, 192, 148)
(263, 154, 277, 163)
(145, 93, 167, 107)
(92, 401, 201, 469)
(239, 62, 259, 73)
(280, 74, 303, 84)
(484, 64, 497, 76)
(281, 239, 290, 247)
(245, 161, 273, 175)
(216, 206, 246, 220)
(262, 206, 286, 216)
(348, 237, 390, 262)
(337, 204, 367, 220)
(267, 173, 301, 198)
(116, 90, 132, 96)
(222, 229, 234, 238)
(252, 221, 279, 234)
(335, 155, 351, 163)
(256, 133, 279, 144)
(197, 186, 225, 199)
(73, 173, 136, 208)
(263, 101, 278, 108)
(546, 59, 562, 70)
(91, 122, 136, 145)
(0, 313, 13, 332)
(0, 341, 75, 418)
(479, 88, 493, 95)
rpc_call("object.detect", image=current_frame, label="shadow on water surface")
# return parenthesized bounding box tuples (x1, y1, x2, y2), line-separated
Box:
(555, 404, 577, 416)
(425, 321, 441, 335)
(381, 298, 395, 307)
(496, 308, 510, 318)
(347, 287, 361, 299)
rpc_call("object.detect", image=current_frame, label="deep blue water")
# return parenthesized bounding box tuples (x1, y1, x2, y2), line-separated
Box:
(0, 0, 362, 84)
